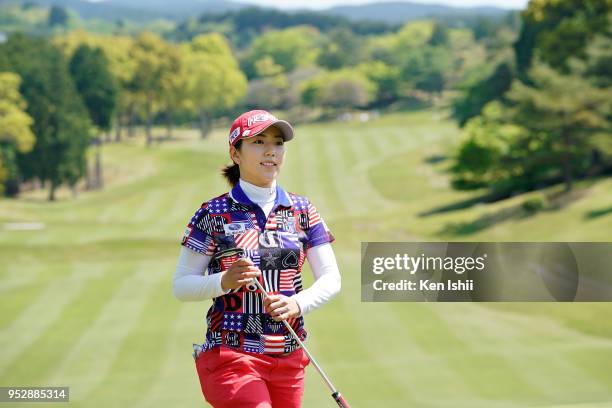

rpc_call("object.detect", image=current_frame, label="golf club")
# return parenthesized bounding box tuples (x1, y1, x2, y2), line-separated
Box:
(215, 247, 350, 408)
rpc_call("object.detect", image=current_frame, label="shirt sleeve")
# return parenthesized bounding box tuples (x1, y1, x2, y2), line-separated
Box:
(305, 202, 335, 249)
(292, 243, 341, 315)
(181, 204, 216, 256)
(172, 246, 230, 301)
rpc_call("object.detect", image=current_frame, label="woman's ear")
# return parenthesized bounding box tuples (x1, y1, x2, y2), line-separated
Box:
(229, 145, 240, 165)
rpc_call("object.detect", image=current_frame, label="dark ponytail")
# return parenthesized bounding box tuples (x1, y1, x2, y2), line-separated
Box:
(222, 140, 242, 187)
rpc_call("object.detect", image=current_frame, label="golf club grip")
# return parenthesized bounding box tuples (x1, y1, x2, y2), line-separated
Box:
(332, 391, 350, 408)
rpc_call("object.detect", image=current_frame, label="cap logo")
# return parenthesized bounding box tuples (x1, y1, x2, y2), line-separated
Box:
(247, 113, 276, 127)
(229, 127, 240, 144)
(242, 129, 251, 137)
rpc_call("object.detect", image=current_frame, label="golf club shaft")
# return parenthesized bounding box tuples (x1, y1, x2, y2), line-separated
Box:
(251, 278, 350, 408)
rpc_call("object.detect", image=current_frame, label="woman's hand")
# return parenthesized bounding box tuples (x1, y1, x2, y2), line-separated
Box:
(264, 294, 301, 321)
(221, 258, 261, 291)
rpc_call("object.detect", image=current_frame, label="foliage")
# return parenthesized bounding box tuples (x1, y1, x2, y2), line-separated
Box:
(184, 33, 247, 137)
(69, 45, 118, 132)
(452, 61, 612, 193)
(0, 34, 91, 199)
(317, 27, 363, 70)
(173, 6, 393, 45)
(300, 69, 377, 110)
(452, 61, 514, 126)
(241, 26, 321, 79)
(0, 72, 35, 195)
(48, 5, 69, 27)
(514, 0, 612, 75)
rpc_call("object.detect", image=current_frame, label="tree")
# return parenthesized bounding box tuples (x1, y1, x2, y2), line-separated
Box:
(184, 33, 247, 138)
(69, 45, 118, 189)
(508, 62, 612, 191)
(317, 27, 363, 70)
(69, 46, 117, 132)
(48, 5, 69, 27)
(398, 46, 452, 96)
(53, 31, 136, 141)
(129, 32, 174, 146)
(356, 61, 401, 105)
(159, 45, 189, 139)
(429, 21, 449, 46)
(0, 34, 91, 200)
(301, 69, 377, 111)
(242, 26, 320, 78)
(452, 62, 514, 126)
(0, 72, 35, 196)
(451, 62, 612, 194)
(514, 0, 611, 75)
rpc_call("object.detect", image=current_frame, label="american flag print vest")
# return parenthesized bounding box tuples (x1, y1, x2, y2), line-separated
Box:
(181, 183, 334, 354)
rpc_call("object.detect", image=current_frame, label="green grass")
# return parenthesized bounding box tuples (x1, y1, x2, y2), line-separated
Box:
(1, 109, 611, 407)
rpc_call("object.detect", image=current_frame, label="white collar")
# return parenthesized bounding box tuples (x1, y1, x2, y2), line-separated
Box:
(239, 179, 276, 204)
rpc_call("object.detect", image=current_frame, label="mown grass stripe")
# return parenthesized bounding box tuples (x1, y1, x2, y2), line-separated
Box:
(45, 261, 166, 403)
(134, 304, 205, 408)
(0, 261, 131, 386)
(82, 261, 180, 406)
(0, 262, 96, 376)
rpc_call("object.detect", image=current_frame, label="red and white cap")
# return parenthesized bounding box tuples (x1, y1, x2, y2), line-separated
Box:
(228, 110, 295, 146)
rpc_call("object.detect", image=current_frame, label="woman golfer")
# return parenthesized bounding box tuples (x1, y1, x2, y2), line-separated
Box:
(173, 109, 342, 407)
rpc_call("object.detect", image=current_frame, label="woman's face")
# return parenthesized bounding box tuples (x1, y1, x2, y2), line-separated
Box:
(231, 126, 285, 188)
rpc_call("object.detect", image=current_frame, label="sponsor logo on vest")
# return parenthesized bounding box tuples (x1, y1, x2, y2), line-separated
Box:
(224, 222, 247, 235)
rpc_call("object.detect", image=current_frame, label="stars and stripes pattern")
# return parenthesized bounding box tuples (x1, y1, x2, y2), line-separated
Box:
(263, 335, 285, 353)
(293, 273, 303, 293)
(224, 331, 241, 348)
(182, 189, 335, 355)
(264, 215, 277, 230)
(243, 335, 264, 353)
(203, 331, 222, 351)
(244, 314, 264, 334)
(244, 292, 264, 314)
(235, 229, 259, 249)
(307, 203, 322, 226)
(290, 194, 309, 211)
(243, 249, 260, 267)
(277, 231, 301, 249)
(284, 336, 300, 353)
(262, 269, 279, 292)
(265, 316, 285, 334)
(220, 253, 240, 271)
(280, 269, 296, 291)
(208, 198, 230, 214)
(209, 310, 224, 332)
(222, 312, 243, 331)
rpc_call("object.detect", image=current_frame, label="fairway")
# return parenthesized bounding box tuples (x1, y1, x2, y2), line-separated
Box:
(1, 109, 611, 407)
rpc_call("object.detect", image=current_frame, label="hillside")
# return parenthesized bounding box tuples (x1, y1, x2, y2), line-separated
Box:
(327, 1, 510, 24)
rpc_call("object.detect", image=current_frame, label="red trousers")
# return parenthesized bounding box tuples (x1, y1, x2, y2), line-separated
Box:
(195, 346, 310, 407)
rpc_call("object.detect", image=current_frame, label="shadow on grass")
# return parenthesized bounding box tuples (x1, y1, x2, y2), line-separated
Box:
(584, 205, 612, 220)
(423, 154, 447, 164)
(437, 188, 591, 236)
(437, 205, 529, 236)
(418, 192, 507, 217)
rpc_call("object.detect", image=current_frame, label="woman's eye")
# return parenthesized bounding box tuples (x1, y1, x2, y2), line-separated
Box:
(254, 140, 263, 144)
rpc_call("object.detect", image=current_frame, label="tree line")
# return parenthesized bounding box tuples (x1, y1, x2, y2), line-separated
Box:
(0, 31, 246, 199)
(451, 0, 612, 196)
(0, 0, 609, 201)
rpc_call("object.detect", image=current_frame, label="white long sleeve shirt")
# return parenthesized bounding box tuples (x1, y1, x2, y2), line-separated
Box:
(172, 179, 341, 315)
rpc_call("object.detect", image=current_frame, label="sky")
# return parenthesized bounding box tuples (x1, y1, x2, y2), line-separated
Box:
(236, 0, 529, 10)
